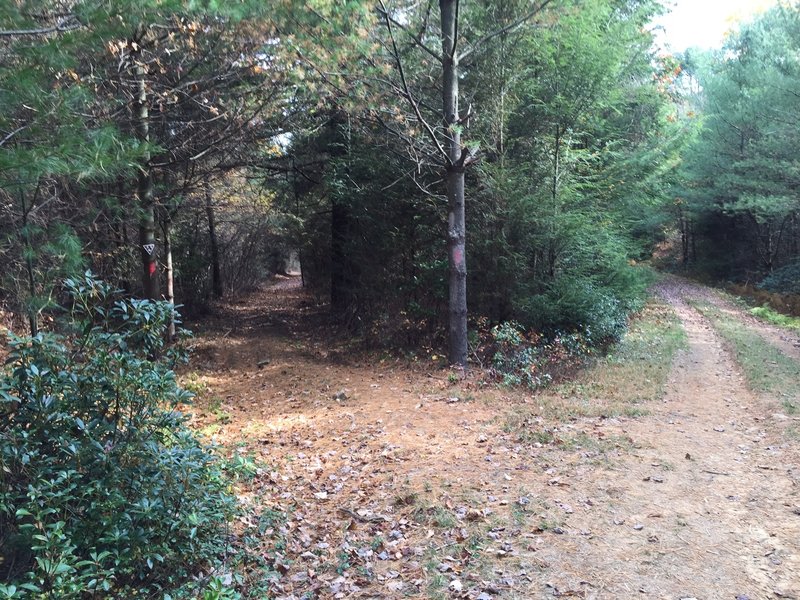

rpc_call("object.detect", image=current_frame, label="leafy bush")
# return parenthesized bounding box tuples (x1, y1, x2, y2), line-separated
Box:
(488, 321, 591, 389)
(0, 274, 236, 598)
(517, 275, 645, 346)
(759, 260, 800, 294)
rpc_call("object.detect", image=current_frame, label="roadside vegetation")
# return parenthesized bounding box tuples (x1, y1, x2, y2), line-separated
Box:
(0, 276, 239, 599)
(3, 0, 800, 597)
(748, 306, 800, 331)
(504, 299, 687, 445)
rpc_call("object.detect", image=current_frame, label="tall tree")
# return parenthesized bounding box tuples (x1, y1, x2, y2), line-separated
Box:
(0, 2, 145, 332)
(379, 0, 554, 366)
(461, 0, 670, 339)
(677, 4, 800, 278)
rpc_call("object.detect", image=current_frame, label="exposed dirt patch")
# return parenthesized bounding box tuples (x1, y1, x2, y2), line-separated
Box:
(186, 275, 800, 599)
(535, 276, 800, 599)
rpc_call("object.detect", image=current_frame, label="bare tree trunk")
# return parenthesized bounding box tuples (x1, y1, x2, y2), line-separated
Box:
(328, 114, 358, 322)
(441, 0, 468, 367)
(679, 209, 689, 267)
(292, 158, 305, 288)
(162, 216, 176, 339)
(204, 176, 223, 298)
(765, 222, 774, 273)
(19, 189, 38, 336)
(330, 193, 352, 316)
(133, 47, 159, 300)
(380, 0, 551, 364)
(549, 125, 561, 278)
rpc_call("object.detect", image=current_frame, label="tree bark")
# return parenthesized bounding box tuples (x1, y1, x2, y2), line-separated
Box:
(441, 0, 468, 367)
(679, 209, 689, 267)
(292, 158, 305, 288)
(19, 190, 38, 336)
(328, 113, 358, 321)
(765, 222, 774, 273)
(162, 216, 176, 339)
(133, 49, 159, 300)
(330, 194, 352, 316)
(204, 176, 223, 298)
(549, 125, 561, 278)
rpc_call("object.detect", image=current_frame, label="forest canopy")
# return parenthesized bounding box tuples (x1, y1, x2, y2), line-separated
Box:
(0, 0, 685, 356)
(673, 3, 800, 284)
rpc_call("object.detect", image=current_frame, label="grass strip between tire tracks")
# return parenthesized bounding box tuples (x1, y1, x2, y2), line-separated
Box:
(691, 301, 799, 414)
(505, 298, 688, 440)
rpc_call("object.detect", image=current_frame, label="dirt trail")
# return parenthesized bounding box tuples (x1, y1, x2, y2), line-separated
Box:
(528, 277, 800, 599)
(188, 276, 800, 600)
(670, 278, 800, 362)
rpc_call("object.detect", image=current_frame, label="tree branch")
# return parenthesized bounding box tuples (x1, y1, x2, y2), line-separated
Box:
(380, 0, 449, 164)
(0, 125, 27, 148)
(376, 4, 442, 63)
(0, 17, 81, 37)
(372, 113, 443, 165)
(458, 0, 553, 63)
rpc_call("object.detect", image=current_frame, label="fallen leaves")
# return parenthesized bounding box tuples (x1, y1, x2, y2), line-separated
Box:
(187, 278, 800, 600)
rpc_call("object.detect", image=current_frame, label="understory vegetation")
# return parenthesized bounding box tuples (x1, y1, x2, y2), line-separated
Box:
(0, 275, 236, 598)
(749, 306, 800, 331)
(505, 299, 687, 428)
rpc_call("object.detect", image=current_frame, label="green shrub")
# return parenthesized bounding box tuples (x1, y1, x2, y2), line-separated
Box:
(0, 274, 235, 598)
(489, 321, 591, 389)
(759, 260, 800, 294)
(517, 276, 645, 346)
(749, 306, 800, 330)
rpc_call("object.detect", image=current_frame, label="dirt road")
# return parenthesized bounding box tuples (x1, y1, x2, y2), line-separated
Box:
(189, 276, 800, 599)
(528, 277, 800, 599)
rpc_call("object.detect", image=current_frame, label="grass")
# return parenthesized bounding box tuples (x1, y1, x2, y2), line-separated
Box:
(750, 305, 800, 330)
(570, 301, 687, 404)
(558, 431, 635, 452)
(181, 371, 211, 397)
(536, 516, 564, 532)
(504, 299, 687, 442)
(504, 420, 554, 445)
(423, 529, 492, 599)
(413, 501, 490, 599)
(692, 301, 800, 414)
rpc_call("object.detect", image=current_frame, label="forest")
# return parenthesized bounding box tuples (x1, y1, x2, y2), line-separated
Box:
(2, 1, 799, 599)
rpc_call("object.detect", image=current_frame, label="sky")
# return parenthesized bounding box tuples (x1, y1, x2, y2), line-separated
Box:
(653, 0, 779, 52)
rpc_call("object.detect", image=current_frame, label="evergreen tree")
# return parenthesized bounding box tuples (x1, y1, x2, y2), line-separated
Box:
(678, 4, 800, 279)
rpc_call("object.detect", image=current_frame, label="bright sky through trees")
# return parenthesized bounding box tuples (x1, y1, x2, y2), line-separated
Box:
(653, 0, 778, 51)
